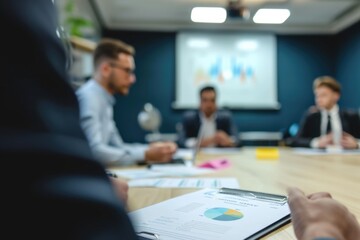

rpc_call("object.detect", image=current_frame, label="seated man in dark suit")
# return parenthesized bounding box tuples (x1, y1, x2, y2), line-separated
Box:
(291, 76, 360, 149)
(178, 85, 240, 148)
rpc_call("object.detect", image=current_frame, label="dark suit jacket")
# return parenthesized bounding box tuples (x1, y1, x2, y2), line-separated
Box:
(177, 110, 240, 148)
(290, 108, 360, 148)
(1, 1, 137, 239)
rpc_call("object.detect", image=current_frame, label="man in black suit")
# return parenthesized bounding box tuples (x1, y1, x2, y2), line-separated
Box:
(1, 1, 137, 239)
(177, 86, 240, 148)
(291, 76, 360, 149)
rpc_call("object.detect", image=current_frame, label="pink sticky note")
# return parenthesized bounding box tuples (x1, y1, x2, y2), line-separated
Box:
(198, 158, 230, 169)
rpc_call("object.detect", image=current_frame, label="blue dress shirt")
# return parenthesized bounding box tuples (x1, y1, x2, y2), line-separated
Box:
(76, 79, 147, 166)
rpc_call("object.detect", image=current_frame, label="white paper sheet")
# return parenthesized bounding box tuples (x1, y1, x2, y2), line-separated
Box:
(293, 147, 360, 155)
(110, 169, 168, 179)
(129, 188, 290, 240)
(112, 166, 213, 180)
(128, 177, 239, 189)
(148, 164, 214, 175)
(200, 147, 241, 154)
(173, 148, 194, 160)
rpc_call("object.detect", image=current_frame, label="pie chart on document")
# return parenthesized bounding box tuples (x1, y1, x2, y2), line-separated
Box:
(204, 207, 244, 221)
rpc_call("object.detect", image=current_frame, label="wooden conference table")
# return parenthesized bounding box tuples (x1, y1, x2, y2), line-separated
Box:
(112, 147, 360, 240)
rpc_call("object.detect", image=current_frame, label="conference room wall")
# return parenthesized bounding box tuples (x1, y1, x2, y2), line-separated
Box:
(103, 29, 352, 143)
(336, 20, 360, 110)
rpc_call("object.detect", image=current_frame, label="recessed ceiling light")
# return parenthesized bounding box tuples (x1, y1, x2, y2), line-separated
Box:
(253, 9, 290, 24)
(191, 7, 227, 23)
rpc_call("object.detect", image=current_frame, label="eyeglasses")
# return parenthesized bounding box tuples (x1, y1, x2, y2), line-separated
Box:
(109, 63, 135, 75)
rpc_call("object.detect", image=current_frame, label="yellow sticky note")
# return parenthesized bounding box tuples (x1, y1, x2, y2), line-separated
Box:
(256, 148, 279, 160)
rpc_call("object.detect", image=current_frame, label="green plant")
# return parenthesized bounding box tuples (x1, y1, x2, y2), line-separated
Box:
(64, 0, 93, 37)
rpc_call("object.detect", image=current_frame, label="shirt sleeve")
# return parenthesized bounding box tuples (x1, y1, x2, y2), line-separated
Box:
(104, 125, 147, 165)
(76, 88, 147, 166)
(92, 142, 147, 166)
(310, 137, 320, 148)
(185, 137, 197, 148)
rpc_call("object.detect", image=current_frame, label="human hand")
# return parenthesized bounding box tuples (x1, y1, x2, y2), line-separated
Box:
(341, 132, 359, 149)
(200, 136, 217, 147)
(287, 187, 360, 240)
(110, 177, 129, 204)
(318, 134, 333, 148)
(214, 131, 234, 147)
(145, 141, 177, 163)
(151, 141, 177, 152)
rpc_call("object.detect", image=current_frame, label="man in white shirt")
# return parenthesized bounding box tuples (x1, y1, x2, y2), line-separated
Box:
(178, 86, 239, 148)
(292, 76, 360, 149)
(76, 38, 177, 166)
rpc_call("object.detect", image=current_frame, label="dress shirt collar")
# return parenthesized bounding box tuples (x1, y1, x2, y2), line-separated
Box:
(321, 104, 339, 116)
(199, 111, 217, 122)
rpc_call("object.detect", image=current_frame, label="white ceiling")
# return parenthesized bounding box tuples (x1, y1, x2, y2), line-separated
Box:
(63, 0, 360, 35)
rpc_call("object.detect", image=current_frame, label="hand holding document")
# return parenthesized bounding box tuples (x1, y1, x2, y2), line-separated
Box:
(129, 188, 290, 240)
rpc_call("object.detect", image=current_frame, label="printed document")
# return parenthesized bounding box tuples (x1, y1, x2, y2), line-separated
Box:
(129, 188, 290, 240)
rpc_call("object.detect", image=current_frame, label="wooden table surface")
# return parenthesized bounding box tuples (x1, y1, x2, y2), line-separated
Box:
(113, 147, 360, 240)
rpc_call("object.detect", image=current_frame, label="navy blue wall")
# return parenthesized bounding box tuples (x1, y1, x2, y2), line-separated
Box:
(336, 21, 360, 109)
(103, 26, 356, 143)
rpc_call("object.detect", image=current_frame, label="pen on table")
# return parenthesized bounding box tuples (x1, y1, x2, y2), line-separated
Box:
(106, 171, 118, 178)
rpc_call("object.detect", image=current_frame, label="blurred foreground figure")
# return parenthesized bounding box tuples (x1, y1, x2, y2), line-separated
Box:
(1, 1, 137, 239)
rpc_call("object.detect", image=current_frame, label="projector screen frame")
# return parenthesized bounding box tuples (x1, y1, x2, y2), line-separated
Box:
(173, 31, 281, 110)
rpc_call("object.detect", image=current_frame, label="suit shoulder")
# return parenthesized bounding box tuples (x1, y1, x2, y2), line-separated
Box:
(217, 109, 233, 118)
(303, 107, 320, 118)
(183, 110, 197, 119)
(341, 108, 358, 115)
(341, 109, 360, 118)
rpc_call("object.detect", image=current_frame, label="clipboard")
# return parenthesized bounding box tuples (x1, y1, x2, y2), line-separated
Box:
(130, 188, 291, 240)
(137, 231, 160, 240)
(218, 188, 291, 240)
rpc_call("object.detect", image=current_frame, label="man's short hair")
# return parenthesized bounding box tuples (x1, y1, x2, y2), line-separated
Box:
(199, 85, 216, 98)
(93, 38, 135, 68)
(313, 76, 341, 94)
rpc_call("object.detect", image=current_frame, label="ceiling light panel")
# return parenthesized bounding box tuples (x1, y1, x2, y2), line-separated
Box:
(253, 8, 290, 24)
